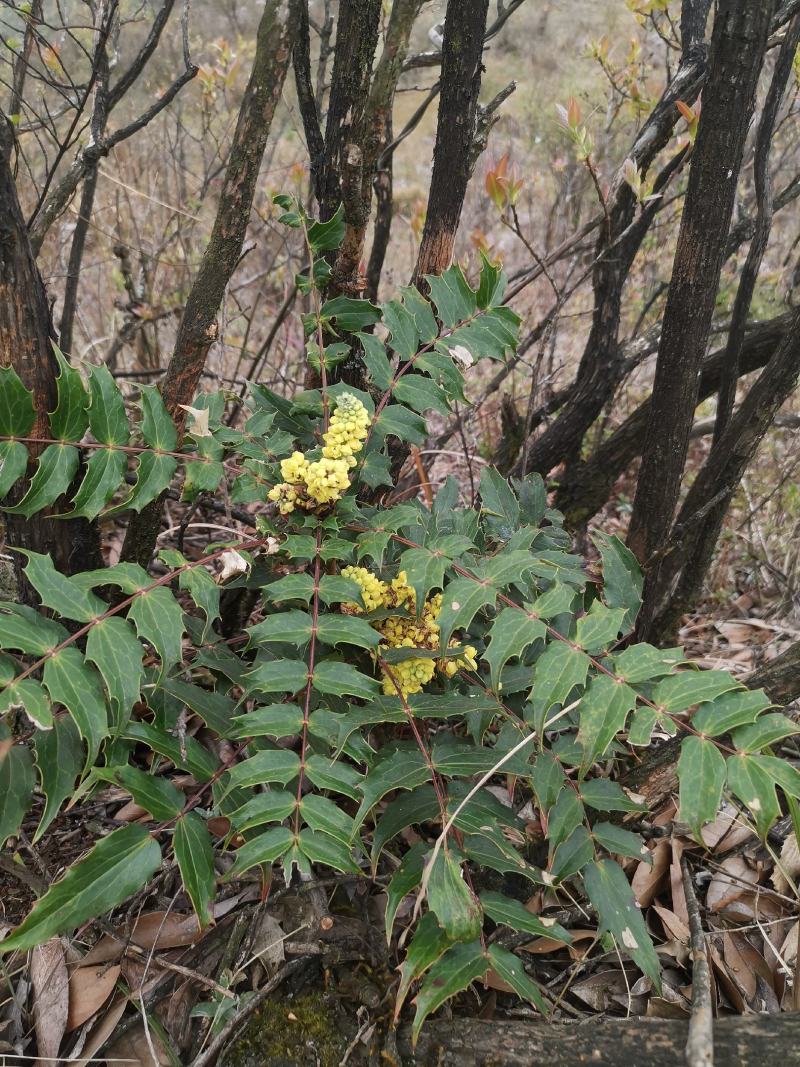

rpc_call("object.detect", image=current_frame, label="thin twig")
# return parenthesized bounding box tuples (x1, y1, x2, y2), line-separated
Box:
(681, 855, 714, 1067)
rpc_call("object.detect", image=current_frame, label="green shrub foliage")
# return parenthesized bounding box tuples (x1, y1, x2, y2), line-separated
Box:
(1, 198, 798, 1040)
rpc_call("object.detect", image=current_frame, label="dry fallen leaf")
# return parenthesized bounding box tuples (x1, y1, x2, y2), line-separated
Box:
(772, 832, 800, 895)
(632, 839, 670, 907)
(82, 911, 204, 966)
(31, 938, 69, 1067)
(103, 1022, 171, 1066)
(707, 855, 759, 917)
(67, 964, 122, 1032)
(73, 994, 127, 1067)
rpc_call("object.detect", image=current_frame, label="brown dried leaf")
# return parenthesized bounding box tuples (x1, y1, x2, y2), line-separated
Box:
(772, 832, 800, 895)
(67, 964, 121, 1032)
(707, 855, 759, 917)
(82, 911, 204, 966)
(632, 839, 670, 907)
(722, 931, 757, 1000)
(103, 1023, 172, 1066)
(31, 938, 69, 1067)
(73, 993, 127, 1067)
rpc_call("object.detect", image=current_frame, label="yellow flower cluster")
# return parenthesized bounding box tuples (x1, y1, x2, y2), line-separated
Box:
(268, 393, 370, 515)
(341, 567, 478, 698)
(341, 566, 387, 613)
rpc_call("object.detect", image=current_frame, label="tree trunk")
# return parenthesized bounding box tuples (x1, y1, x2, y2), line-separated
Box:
(0, 117, 99, 597)
(554, 313, 793, 527)
(120, 0, 296, 567)
(627, 0, 775, 582)
(412, 0, 490, 283)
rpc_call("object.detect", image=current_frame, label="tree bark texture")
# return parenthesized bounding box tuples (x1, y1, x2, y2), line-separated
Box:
(412, 0, 490, 283)
(120, 0, 296, 566)
(398, 1014, 800, 1066)
(0, 118, 99, 594)
(627, 0, 775, 573)
(647, 306, 800, 639)
(554, 313, 794, 527)
(516, 11, 710, 479)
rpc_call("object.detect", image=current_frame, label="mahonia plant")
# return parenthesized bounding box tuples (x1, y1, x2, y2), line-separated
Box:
(0, 196, 799, 1043)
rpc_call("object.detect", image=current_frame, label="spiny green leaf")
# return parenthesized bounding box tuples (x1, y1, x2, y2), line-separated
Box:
(549, 825, 595, 881)
(385, 842, 426, 940)
(436, 578, 497, 650)
(583, 859, 661, 988)
(357, 332, 393, 391)
(264, 573, 315, 604)
(653, 670, 741, 713)
(32, 716, 82, 842)
(484, 608, 545, 692)
(425, 265, 477, 328)
(546, 789, 585, 855)
(395, 911, 451, 1017)
(85, 616, 144, 730)
(0, 743, 35, 847)
(480, 891, 571, 943)
(3, 443, 79, 517)
(0, 441, 29, 498)
(101, 764, 183, 821)
(612, 643, 685, 684)
(577, 674, 637, 772)
(50, 348, 88, 441)
(355, 747, 432, 830)
(43, 648, 108, 766)
(112, 450, 177, 514)
(86, 363, 128, 445)
(297, 829, 360, 874)
(595, 533, 642, 632)
(487, 944, 548, 1013)
(124, 722, 217, 782)
(730, 713, 800, 753)
(382, 298, 419, 360)
(244, 658, 309, 694)
(17, 550, 105, 622)
(67, 446, 127, 519)
(229, 790, 297, 834)
(372, 785, 440, 866)
(230, 704, 303, 739)
(220, 749, 301, 796)
(224, 825, 294, 881)
(528, 581, 576, 621)
(128, 587, 185, 675)
(393, 374, 450, 415)
(592, 822, 650, 863)
(580, 778, 646, 812)
(175, 812, 216, 925)
(692, 688, 773, 736)
(299, 793, 355, 846)
(0, 365, 35, 436)
(529, 640, 589, 733)
(158, 677, 235, 736)
(0, 677, 52, 729)
(726, 753, 780, 838)
(397, 547, 448, 614)
(138, 383, 177, 450)
(678, 736, 727, 841)
(751, 754, 800, 799)
(428, 848, 484, 945)
(412, 941, 487, 1045)
(574, 601, 626, 654)
(304, 755, 363, 800)
(312, 660, 381, 699)
(0, 825, 161, 953)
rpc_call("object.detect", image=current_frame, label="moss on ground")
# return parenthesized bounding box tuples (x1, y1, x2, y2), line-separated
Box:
(223, 990, 345, 1067)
